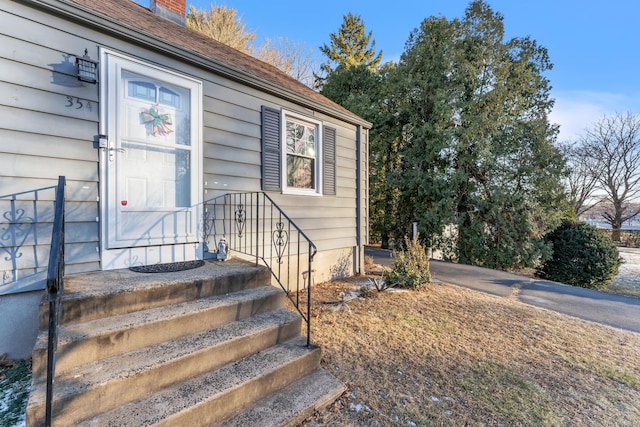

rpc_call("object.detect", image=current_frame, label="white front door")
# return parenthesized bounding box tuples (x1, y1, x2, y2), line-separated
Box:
(100, 51, 202, 269)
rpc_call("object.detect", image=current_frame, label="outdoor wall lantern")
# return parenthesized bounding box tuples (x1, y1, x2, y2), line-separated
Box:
(76, 49, 98, 84)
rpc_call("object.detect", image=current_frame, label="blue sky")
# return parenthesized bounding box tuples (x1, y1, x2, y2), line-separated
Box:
(186, 0, 640, 142)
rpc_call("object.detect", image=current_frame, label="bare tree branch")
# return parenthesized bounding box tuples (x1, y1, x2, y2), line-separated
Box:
(187, 5, 317, 87)
(186, 5, 256, 54)
(580, 112, 640, 235)
(560, 141, 600, 216)
(256, 37, 317, 88)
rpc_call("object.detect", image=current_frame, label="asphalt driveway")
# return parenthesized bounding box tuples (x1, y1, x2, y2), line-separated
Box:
(365, 246, 640, 334)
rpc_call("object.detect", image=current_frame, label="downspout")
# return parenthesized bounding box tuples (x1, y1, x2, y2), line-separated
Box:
(355, 125, 364, 275)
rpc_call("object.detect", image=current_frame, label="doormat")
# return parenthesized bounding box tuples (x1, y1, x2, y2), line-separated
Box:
(129, 260, 205, 273)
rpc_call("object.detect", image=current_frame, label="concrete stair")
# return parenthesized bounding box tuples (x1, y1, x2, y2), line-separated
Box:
(26, 260, 345, 426)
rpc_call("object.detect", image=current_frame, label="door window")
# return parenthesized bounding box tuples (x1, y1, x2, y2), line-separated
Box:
(121, 70, 192, 209)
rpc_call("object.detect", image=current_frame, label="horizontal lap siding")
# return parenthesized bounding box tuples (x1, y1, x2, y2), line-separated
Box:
(202, 80, 263, 195)
(2, 1, 366, 293)
(201, 82, 361, 250)
(362, 128, 370, 245)
(1, 4, 100, 293)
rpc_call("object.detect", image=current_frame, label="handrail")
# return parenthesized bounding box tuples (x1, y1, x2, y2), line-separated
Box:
(45, 176, 65, 427)
(204, 192, 317, 346)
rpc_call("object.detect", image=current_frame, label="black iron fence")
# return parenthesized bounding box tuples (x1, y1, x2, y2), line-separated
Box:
(45, 176, 65, 427)
(204, 192, 316, 346)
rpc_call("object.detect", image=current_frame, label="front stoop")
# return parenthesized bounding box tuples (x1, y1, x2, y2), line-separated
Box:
(26, 260, 345, 426)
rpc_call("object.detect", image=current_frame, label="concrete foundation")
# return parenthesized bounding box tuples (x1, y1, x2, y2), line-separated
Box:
(0, 290, 42, 359)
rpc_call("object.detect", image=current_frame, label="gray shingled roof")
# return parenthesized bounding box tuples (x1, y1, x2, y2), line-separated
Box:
(39, 0, 369, 127)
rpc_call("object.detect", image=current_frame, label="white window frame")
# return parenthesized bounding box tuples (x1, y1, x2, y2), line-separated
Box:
(281, 110, 323, 196)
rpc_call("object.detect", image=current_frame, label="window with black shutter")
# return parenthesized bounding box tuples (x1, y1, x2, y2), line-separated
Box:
(261, 106, 336, 196)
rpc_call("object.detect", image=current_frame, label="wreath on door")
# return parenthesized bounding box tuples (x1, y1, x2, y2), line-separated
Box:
(140, 104, 173, 136)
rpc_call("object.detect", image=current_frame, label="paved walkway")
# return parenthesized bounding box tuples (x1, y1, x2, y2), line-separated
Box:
(365, 247, 640, 334)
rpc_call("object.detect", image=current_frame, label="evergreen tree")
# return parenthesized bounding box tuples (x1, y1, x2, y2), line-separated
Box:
(320, 63, 404, 248)
(316, 12, 382, 88)
(318, 16, 397, 245)
(393, 1, 566, 269)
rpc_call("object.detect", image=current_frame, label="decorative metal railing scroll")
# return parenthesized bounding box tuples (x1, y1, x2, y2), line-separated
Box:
(0, 184, 58, 289)
(204, 192, 316, 346)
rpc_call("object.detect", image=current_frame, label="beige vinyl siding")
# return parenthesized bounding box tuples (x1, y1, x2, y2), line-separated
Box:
(201, 89, 262, 190)
(1, 0, 368, 293)
(1, 3, 100, 293)
(0, 130, 95, 162)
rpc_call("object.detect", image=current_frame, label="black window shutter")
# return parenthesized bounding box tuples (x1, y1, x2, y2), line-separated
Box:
(323, 126, 336, 195)
(261, 106, 281, 191)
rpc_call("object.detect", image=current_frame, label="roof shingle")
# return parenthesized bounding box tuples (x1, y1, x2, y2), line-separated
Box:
(62, 0, 366, 125)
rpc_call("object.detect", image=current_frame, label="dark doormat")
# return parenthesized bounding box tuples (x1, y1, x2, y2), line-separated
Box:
(129, 260, 205, 273)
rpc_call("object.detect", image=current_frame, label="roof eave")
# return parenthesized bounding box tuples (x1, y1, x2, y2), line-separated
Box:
(20, 0, 372, 129)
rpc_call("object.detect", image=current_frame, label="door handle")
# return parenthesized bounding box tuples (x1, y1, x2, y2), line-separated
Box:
(107, 146, 124, 162)
(101, 140, 124, 161)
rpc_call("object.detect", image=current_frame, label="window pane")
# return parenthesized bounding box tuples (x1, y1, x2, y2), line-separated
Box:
(121, 70, 192, 209)
(128, 80, 156, 102)
(159, 87, 180, 108)
(286, 121, 316, 157)
(120, 143, 191, 208)
(287, 155, 314, 189)
(175, 148, 191, 207)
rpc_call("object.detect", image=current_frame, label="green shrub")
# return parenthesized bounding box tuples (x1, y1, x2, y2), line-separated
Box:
(384, 237, 431, 289)
(537, 220, 622, 290)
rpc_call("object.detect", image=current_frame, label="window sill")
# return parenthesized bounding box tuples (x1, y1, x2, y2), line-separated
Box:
(282, 187, 322, 197)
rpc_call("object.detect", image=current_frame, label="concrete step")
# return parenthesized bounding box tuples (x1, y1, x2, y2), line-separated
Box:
(75, 336, 321, 426)
(217, 368, 346, 427)
(27, 309, 303, 427)
(39, 260, 270, 327)
(27, 261, 344, 427)
(31, 285, 284, 376)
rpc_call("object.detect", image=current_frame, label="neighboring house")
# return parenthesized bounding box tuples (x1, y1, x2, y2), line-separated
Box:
(0, 0, 370, 358)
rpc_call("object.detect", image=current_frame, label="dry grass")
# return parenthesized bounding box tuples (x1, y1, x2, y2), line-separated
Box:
(299, 276, 640, 427)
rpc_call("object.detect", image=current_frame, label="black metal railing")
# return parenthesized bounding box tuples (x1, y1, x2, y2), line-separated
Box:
(45, 176, 65, 427)
(1, 185, 59, 288)
(204, 192, 317, 346)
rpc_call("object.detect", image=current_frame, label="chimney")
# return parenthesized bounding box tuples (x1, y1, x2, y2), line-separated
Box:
(150, 0, 186, 26)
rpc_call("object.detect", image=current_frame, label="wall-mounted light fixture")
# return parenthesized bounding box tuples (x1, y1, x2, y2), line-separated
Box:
(76, 49, 98, 84)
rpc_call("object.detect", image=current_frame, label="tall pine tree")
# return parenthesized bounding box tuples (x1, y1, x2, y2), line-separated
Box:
(320, 63, 403, 248)
(316, 12, 382, 89)
(318, 14, 398, 246)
